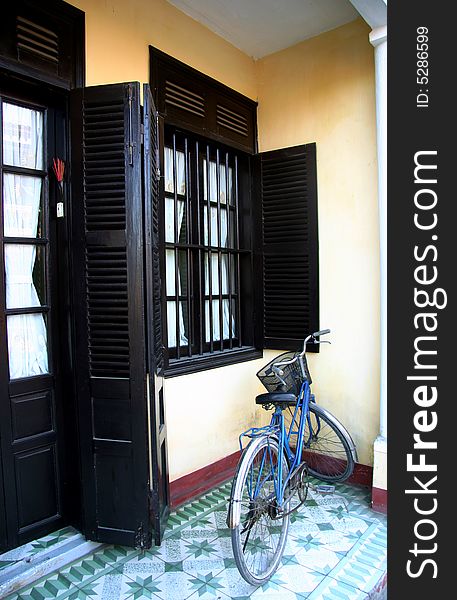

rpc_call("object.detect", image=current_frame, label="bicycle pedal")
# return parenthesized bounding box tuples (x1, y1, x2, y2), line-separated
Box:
(315, 484, 336, 494)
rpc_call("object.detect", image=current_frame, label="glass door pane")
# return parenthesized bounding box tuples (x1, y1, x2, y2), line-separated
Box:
(2, 102, 44, 169)
(1, 100, 48, 379)
(7, 314, 48, 378)
(4, 244, 46, 308)
(3, 173, 43, 237)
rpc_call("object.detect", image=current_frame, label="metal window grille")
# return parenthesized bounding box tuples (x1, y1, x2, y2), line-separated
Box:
(163, 130, 245, 361)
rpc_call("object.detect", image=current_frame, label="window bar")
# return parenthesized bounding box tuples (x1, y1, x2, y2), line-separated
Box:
(234, 155, 242, 346)
(205, 145, 214, 352)
(225, 152, 233, 349)
(216, 149, 223, 351)
(172, 134, 180, 359)
(195, 140, 203, 355)
(184, 137, 192, 357)
(5, 306, 50, 316)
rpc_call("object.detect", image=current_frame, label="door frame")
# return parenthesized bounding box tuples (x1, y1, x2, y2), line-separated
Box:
(0, 75, 79, 552)
(0, 0, 85, 552)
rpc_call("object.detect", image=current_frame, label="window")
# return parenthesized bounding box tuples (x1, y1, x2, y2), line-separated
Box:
(150, 48, 320, 374)
(162, 128, 260, 372)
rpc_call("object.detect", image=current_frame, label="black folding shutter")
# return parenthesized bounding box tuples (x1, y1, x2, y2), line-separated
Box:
(70, 82, 151, 547)
(261, 143, 319, 351)
(143, 84, 169, 544)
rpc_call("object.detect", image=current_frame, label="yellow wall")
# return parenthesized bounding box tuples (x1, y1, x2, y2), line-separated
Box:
(70, 0, 257, 99)
(257, 19, 380, 468)
(67, 0, 379, 478)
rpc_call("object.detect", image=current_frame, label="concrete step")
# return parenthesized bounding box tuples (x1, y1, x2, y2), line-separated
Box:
(0, 528, 104, 598)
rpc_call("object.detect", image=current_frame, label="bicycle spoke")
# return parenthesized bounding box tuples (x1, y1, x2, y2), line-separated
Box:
(230, 437, 289, 585)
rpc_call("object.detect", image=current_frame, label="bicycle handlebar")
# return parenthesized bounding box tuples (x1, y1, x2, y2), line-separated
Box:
(312, 328, 331, 337)
(270, 329, 331, 377)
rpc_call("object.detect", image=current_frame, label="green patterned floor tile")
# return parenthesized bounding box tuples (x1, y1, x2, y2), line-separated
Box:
(271, 563, 326, 595)
(308, 577, 368, 600)
(29, 527, 77, 554)
(283, 537, 344, 576)
(66, 565, 151, 600)
(59, 546, 140, 591)
(10, 572, 77, 600)
(327, 553, 384, 594)
(1, 560, 16, 571)
(135, 569, 207, 600)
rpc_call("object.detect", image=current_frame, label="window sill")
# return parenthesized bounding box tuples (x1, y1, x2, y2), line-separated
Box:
(164, 346, 263, 378)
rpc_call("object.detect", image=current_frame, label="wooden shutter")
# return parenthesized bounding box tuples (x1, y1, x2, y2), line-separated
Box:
(70, 82, 152, 547)
(261, 143, 319, 351)
(143, 84, 169, 544)
(0, 1, 84, 89)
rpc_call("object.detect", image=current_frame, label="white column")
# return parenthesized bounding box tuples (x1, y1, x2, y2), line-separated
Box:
(370, 25, 387, 494)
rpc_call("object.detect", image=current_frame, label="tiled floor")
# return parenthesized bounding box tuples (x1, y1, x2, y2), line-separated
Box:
(1, 479, 387, 600)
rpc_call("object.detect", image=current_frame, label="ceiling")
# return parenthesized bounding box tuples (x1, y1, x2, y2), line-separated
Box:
(167, 0, 360, 59)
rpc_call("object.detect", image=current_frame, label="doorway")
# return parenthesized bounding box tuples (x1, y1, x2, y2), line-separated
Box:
(0, 78, 80, 552)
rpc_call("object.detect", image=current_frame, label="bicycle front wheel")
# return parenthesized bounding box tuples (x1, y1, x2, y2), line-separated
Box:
(303, 403, 355, 482)
(230, 436, 290, 586)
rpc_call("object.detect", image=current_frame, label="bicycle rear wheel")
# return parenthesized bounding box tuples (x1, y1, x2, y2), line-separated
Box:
(230, 436, 290, 586)
(304, 403, 355, 482)
(284, 403, 355, 482)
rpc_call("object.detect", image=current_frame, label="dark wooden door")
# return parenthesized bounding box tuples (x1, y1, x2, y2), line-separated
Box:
(0, 83, 77, 552)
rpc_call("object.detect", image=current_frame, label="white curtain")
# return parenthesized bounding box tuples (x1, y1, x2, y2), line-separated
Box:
(203, 159, 235, 343)
(164, 147, 185, 195)
(3, 121, 48, 378)
(164, 148, 187, 348)
(2, 103, 43, 169)
(203, 160, 232, 204)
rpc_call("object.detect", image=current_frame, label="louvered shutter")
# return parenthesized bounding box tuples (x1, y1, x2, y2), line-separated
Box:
(143, 84, 169, 544)
(70, 82, 152, 548)
(261, 143, 319, 351)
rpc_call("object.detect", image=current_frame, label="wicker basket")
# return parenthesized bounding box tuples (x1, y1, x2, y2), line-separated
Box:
(256, 351, 311, 395)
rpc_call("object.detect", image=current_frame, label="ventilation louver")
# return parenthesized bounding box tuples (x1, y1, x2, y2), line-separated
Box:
(217, 104, 248, 138)
(165, 80, 205, 118)
(16, 16, 58, 63)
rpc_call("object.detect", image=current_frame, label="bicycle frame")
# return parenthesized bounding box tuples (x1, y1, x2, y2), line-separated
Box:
(239, 377, 316, 510)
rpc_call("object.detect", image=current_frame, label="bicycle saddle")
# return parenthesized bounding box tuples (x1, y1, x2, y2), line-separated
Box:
(255, 392, 297, 406)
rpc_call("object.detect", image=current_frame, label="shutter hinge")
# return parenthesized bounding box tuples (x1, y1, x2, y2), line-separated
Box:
(155, 112, 161, 181)
(127, 83, 134, 165)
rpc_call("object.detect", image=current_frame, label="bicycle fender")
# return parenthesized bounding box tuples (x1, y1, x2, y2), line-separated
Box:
(312, 404, 359, 463)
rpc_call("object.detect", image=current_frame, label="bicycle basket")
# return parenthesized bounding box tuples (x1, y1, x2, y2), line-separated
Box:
(256, 351, 312, 395)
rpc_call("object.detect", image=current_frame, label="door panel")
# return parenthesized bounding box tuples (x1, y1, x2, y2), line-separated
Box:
(0, 86, 72, 550)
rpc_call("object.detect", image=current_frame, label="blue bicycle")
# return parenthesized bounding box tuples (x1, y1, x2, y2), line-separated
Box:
(227, 329, 357, 585)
